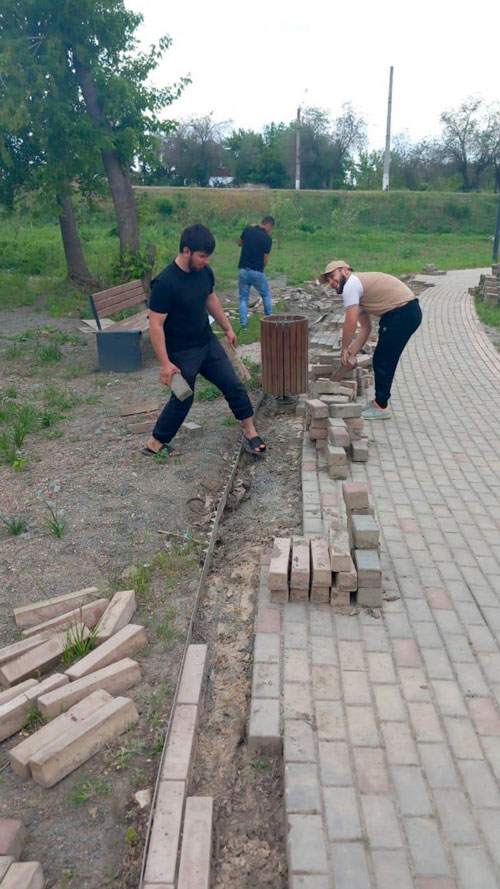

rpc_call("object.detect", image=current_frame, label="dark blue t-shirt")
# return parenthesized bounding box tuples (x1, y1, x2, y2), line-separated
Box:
(149, 261, 214, 351)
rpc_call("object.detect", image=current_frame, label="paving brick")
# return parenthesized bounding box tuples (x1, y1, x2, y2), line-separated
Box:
(467, 696, 500, 736)
(323, 786, 362, 839)
(444, 716, 483, 759)
(373, 684, 406, 721)
(367, 652, 396, 684)
(342, 670, 370, 705)
(310, 586, 330, 604)
(382, 722, 419, 764)
(290, 877, 330, 889)
(284, 683, 313, 721)
(337, 567, 358, 591)
(315, 700, 345, 740)
(418, 743, 460, 789)
(252, 662, 280, 699)
(22, 598, 108, 638)
(285, 650, 309, 684)
(291, 537, 311, 591)
(329, 529, 352, 572)
(458, 759, 500, 807)
(405, 816, 450, 876)
(177, 797, 213, 889)
(285, 762, 321, 813)
(433, 789, 479, 844)
(353, 747, 390, 794)
(311, 665, 340, 700)
(408, 701, 444, 742)
(94, 590, 136, 642)
(248, 698, 280, 754)
(0, 820, 26, 859)
(330, 842, 370, 889)
(331, 585, 351, 606)
(361, 795, 403, 848)
(477, 808, 500, 869)
(284, 622, 308, 650)
(351, 440, 369, 462)
(268, 537, 291, 590)
(342, 482, 369, 511)
(318, 740, 352, 785)
(415, 880, 458, 889)
(144, 780, 185, 885)
(354, 549, 381, 586)
(306, 399, 329, 419)
(0, 862, 44, 889)
(284, 720, 315, 763)
(351, 514, 379, 549)
(65, 623, 147, 680)
(392, 765, 432, 815)
(0, 673, 69, 742)
(392, 638, 422, 668)
(0, 624, 88, 686)
(13, 587, 100, 628)
(0, 858, 13, 881)
(311, 635, 337, 666)
(452, 846, 498, 889)
(38, 658, 140, 719)
(0, 679, 37, 708)
(161, 704, 198, 781)
(338, 640, 364, 671)
(346, 705, 379, 745)
(30, 693, 138, 787)
(372, 850, 413, 889)
(253, 632, 280, 664)
(310, 536, 331, 588)
(421, 648, 453, 680)
(0, 634, 54, 668)
(287, 814, 328, 874)
(431, 680, 467, 717)
(425, 587, 453, 610)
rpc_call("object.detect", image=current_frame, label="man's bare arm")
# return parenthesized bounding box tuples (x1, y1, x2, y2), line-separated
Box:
(263, 253, 269, 267)
(149, 309, 180, 386)
(237, 237, 243, 246)
(340, 304, 361, 365)
(349, 310, 372, 356)
(206, 292, 237, 346)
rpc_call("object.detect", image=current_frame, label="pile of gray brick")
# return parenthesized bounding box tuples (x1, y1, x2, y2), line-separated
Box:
(305, 398, 369, 473)
(343, 481, 383, 607)
(475, 267, 500, 306)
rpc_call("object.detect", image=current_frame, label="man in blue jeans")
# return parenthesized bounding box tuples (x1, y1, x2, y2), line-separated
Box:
(237, 216, 275, 328)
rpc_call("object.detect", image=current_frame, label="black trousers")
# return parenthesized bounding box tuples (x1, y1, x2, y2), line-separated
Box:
(152, 334, 254, 444)
(373, 299, 422, 408)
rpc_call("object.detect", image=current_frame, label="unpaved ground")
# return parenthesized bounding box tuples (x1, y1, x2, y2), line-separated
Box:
(0, 285, 306, 889)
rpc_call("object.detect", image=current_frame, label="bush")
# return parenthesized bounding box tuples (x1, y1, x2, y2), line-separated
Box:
(155, 197, 174, 217)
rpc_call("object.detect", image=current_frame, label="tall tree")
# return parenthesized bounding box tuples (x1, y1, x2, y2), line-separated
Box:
(0, 0, 186, 272)
(440, 97, 500, 191)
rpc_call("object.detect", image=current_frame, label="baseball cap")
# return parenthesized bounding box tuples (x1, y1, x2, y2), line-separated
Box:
(318, 260, 352, 284)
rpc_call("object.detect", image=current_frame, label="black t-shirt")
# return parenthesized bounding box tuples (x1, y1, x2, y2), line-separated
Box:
(149, 260, 214, 351)
(238, 225, 272, 272)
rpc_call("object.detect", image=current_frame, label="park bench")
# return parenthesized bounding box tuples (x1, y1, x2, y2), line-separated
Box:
(89, 279, 150, 372)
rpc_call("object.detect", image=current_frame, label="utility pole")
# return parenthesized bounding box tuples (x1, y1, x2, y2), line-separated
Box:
(382, 66, 394, 192)
(493, 190, 500, 264)
(295, 105, 301, 190)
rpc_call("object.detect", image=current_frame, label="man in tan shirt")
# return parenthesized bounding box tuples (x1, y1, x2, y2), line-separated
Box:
(318, 260, 422, 419)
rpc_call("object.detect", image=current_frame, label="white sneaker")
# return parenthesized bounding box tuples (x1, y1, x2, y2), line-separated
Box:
(362, 400, 392, 420)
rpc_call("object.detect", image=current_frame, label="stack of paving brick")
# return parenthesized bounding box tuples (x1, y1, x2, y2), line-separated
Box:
(478, 273, 500, 306)
(0, 587, 146, 787)
(143, 644, 213, 889)
(268, 535, 358, 606)
(342, 481, 383, 607)
(0, 818, 45, 889)
(305, 397, 368, 472)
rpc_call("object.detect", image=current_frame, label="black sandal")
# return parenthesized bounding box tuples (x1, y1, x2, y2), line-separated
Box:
(141, 443, 180, 457)
(243, 435, 267, 456)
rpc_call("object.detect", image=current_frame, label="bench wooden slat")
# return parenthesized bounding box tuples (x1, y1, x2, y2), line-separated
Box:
(93, 284, 147, 308)
(109, 309, 150, 332)
(92, 280, 147, 302)
(94, 293, 148, 318)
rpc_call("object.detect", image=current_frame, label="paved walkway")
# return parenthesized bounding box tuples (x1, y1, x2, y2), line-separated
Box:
(284, 268, 500, 889)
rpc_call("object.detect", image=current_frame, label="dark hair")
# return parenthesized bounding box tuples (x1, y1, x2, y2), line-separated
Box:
(261, 216, 275, 226)
(179, 223, 216, 254)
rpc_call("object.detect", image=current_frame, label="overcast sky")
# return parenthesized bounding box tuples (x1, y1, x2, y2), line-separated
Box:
(128, 0, 500, 150)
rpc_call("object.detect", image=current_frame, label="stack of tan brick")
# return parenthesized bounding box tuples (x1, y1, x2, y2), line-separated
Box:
(305, 396, 369, 472)
(0, 587, 146, 787)
(342, 481, 383, 607)
(268, 534, 358, 607)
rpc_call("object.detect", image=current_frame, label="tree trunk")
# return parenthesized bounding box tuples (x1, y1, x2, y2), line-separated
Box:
(73, 53, 140, 258)
(57, 193, 99, 291)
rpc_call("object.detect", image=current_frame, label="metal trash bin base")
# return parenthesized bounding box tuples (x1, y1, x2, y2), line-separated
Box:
(96, 330, 142, 372)
(260, 315, 308, 397)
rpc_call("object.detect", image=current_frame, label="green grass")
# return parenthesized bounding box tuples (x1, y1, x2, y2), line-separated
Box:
(0, 190, 496, 317)
(71, 776, 112, 805)
(60, 623, 97, 667)
(44, 502, 66, 538)
(475, 295, 500, 331)
(1, 514, 29, 535)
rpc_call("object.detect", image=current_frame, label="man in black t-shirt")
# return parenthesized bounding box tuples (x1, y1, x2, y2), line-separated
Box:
(144, 223, 266, 457)
(237, 215, 275, 328)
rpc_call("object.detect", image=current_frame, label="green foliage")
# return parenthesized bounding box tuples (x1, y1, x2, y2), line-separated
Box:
(71, 776, 112, 805)
(475, 295, 500, 333)
(60, 623, 97, 667)
(195, 382, 221, 402)
(23, 704, 45, 732)
(44, 502, 66, 538)
(220, 415, 237, 426)
(1, 515, 29, 535)
(154, 197, 174, 216)
(249, 756, 271, 771)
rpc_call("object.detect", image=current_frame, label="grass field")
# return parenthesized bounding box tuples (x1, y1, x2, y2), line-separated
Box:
(0, 188, 497, 316)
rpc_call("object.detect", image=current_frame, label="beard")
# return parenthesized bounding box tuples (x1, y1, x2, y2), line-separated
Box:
(187, 256, 198, 272)
(336, 273, 347, 294)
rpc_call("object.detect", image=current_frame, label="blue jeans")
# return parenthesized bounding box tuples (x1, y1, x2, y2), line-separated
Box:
(238, 268, 273, 326)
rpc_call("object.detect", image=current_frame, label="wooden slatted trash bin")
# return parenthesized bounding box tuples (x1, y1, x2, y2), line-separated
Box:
(260, 315, 308, 397)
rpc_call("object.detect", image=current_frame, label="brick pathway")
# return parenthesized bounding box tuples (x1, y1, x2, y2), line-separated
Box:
(283, 268, 500, 889)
